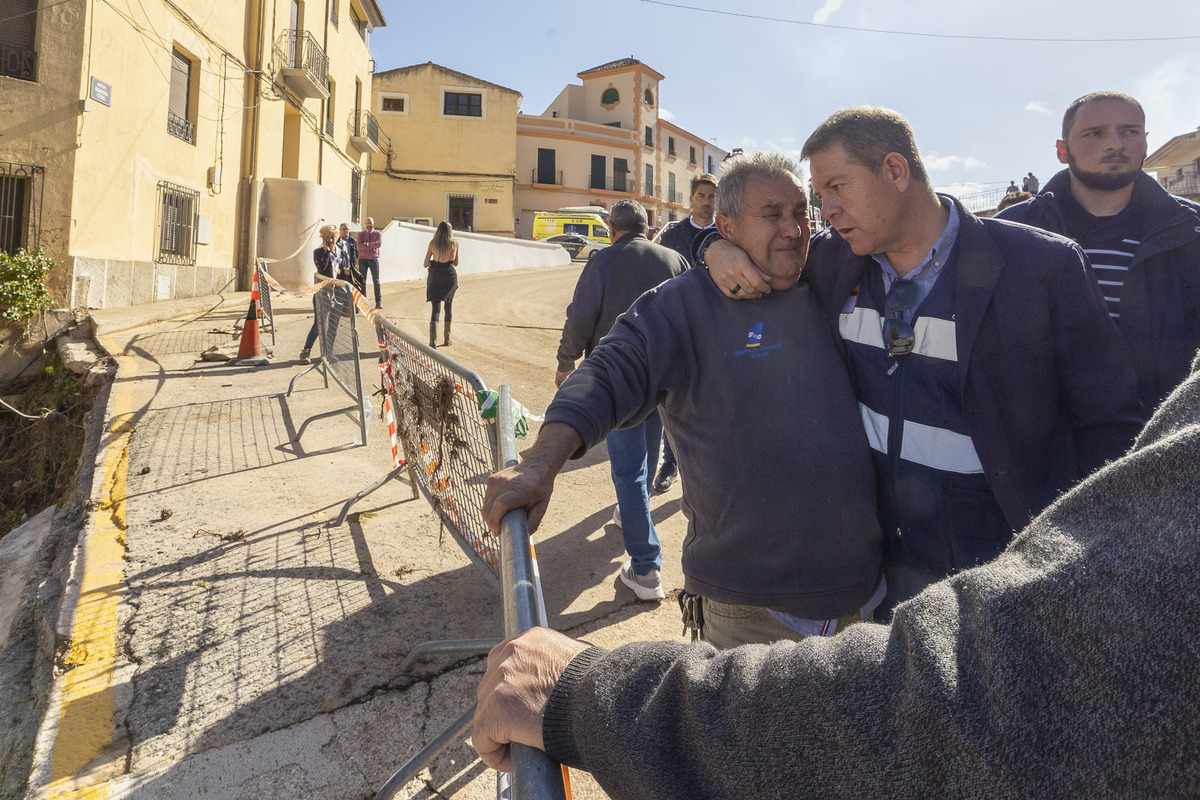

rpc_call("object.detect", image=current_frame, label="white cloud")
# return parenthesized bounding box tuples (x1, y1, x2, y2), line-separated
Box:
(734, 137, 807, 175)
(923, 152, 988, 171)
(1025, 101, 1051, 114)
(659, 108, 675, 122)
(934, 181, 986, 197)
(1132, 54, 1200, 151)
(813, 0, 843, 24)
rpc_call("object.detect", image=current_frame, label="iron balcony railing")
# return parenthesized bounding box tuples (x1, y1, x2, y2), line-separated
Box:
(1163, 172, 1200, 197)
(532, 168, 564, 186)
(275, 30, 329, 93)
(325, 118, 334, 136)
(957, 186, 1009, 214)
(588, 173, 633, 193)
(0, 44, 37, 82)
(167, 111, 195, 144)
(350, 110, 380, 145)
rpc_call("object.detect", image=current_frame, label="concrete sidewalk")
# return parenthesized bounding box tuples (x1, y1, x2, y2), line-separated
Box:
(13, 274, 689, 800)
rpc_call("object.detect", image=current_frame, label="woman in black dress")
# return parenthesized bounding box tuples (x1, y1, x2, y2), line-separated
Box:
(423, 221, 459, 348)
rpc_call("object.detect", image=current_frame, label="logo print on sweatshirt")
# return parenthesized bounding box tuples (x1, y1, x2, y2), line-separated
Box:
(746, 323, 763, 348)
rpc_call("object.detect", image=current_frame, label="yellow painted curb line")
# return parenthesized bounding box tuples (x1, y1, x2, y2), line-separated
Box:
(44, 339, 137, 799)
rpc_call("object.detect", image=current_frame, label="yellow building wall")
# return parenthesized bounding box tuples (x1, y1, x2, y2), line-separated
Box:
(0, 0, 88, 301)
(3, 0, 379, 307)
(367, 64, 521, 236)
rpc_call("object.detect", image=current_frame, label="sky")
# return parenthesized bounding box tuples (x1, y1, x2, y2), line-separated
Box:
(367, 0, 1200, 201)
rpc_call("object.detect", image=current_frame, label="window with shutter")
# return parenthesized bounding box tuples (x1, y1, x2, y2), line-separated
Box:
(0, 0, 38, 81)
(167, 49, 195, 143)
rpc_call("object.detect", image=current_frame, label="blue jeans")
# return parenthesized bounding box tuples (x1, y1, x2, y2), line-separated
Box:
(606, 410, 663, 575)
(303, 296, 320, 351)
(359, 258, 381, 304)
(660, 429, 676, 469)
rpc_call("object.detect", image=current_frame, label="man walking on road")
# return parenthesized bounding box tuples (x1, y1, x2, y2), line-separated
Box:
(553, 200, 687, 601)
(997, 91, 1200, 410)
(702, 107, 1144, 617)
(488, 155, 883, 646)
(648, 173, 718, 493)
(356, 217, 384, 309)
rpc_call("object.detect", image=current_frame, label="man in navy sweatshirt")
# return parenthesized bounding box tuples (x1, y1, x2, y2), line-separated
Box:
(486, 153, 883, 647)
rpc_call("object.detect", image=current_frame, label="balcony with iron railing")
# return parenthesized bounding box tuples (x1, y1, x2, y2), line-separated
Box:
(588, 173, 633, 193)
(348, 110, 382, 153)
(0, 43, 37, 82)
(1162, 171, 1200, 198)
(167, 111, 195, 144)
(274, 30, 329, 99)
(531, 168, 564, 186)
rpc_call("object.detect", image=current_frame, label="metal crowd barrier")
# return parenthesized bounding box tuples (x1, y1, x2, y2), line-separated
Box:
(338, 313, 500, 579)
(374, 386, 566, 800)
(287, 279, 369, 447)
(255, 259, 277, 346)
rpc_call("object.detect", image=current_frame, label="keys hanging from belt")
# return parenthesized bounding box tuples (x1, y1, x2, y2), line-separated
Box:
(678, 591, 703, 642)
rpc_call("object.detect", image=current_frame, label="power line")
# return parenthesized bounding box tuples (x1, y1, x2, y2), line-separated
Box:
(640, 0, 1200, 43)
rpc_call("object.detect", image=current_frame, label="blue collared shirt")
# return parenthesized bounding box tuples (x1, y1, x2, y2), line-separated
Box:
(872, 199, 959, 322)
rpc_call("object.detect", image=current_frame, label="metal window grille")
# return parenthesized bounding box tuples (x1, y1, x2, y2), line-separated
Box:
(0, 162, 44, 253)
(168, 50, 195, 144)
(0, 0, 38, 81)
(156, 181, 199, 264)
(350, 171, 362, 223)
(443, 92, 482, 117)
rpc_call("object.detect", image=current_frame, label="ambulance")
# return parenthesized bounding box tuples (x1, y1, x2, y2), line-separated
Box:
(532, 207, 611, 243)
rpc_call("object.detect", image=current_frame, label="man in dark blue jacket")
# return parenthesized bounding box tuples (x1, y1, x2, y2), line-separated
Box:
(997, 91, 1200, 411)
(703, 107, 1145, 616)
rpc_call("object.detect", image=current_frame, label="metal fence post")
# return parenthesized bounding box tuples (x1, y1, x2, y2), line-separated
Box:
(496, 385, 567, 800)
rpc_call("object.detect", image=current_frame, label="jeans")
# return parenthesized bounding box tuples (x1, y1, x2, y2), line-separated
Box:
(359, 258, 381, 304)
(660, 429, 676, 469)
(303, 295, 320, 351)
(606, 410, 663, 575)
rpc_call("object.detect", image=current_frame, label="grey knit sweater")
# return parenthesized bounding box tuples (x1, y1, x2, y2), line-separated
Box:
(542, 353, 1200, 799)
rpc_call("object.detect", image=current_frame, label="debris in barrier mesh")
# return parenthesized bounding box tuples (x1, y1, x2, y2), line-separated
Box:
(159, 509, 173, 520)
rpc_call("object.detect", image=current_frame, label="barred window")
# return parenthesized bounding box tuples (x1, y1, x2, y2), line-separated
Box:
(157, 182, 199, 264)
(168, 49, 196, 144)
(443, 91, 482, 117)
(0, 162, 44, 253)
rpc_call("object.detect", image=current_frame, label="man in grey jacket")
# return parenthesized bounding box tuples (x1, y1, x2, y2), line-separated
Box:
(555, 199, 687, 601)
(473, 354, 1200, 799)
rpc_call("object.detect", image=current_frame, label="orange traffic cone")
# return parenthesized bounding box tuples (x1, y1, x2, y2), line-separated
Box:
(237, 297, 264, 358)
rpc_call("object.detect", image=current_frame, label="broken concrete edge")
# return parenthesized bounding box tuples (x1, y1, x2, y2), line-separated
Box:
(22, 336, 128, 798)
